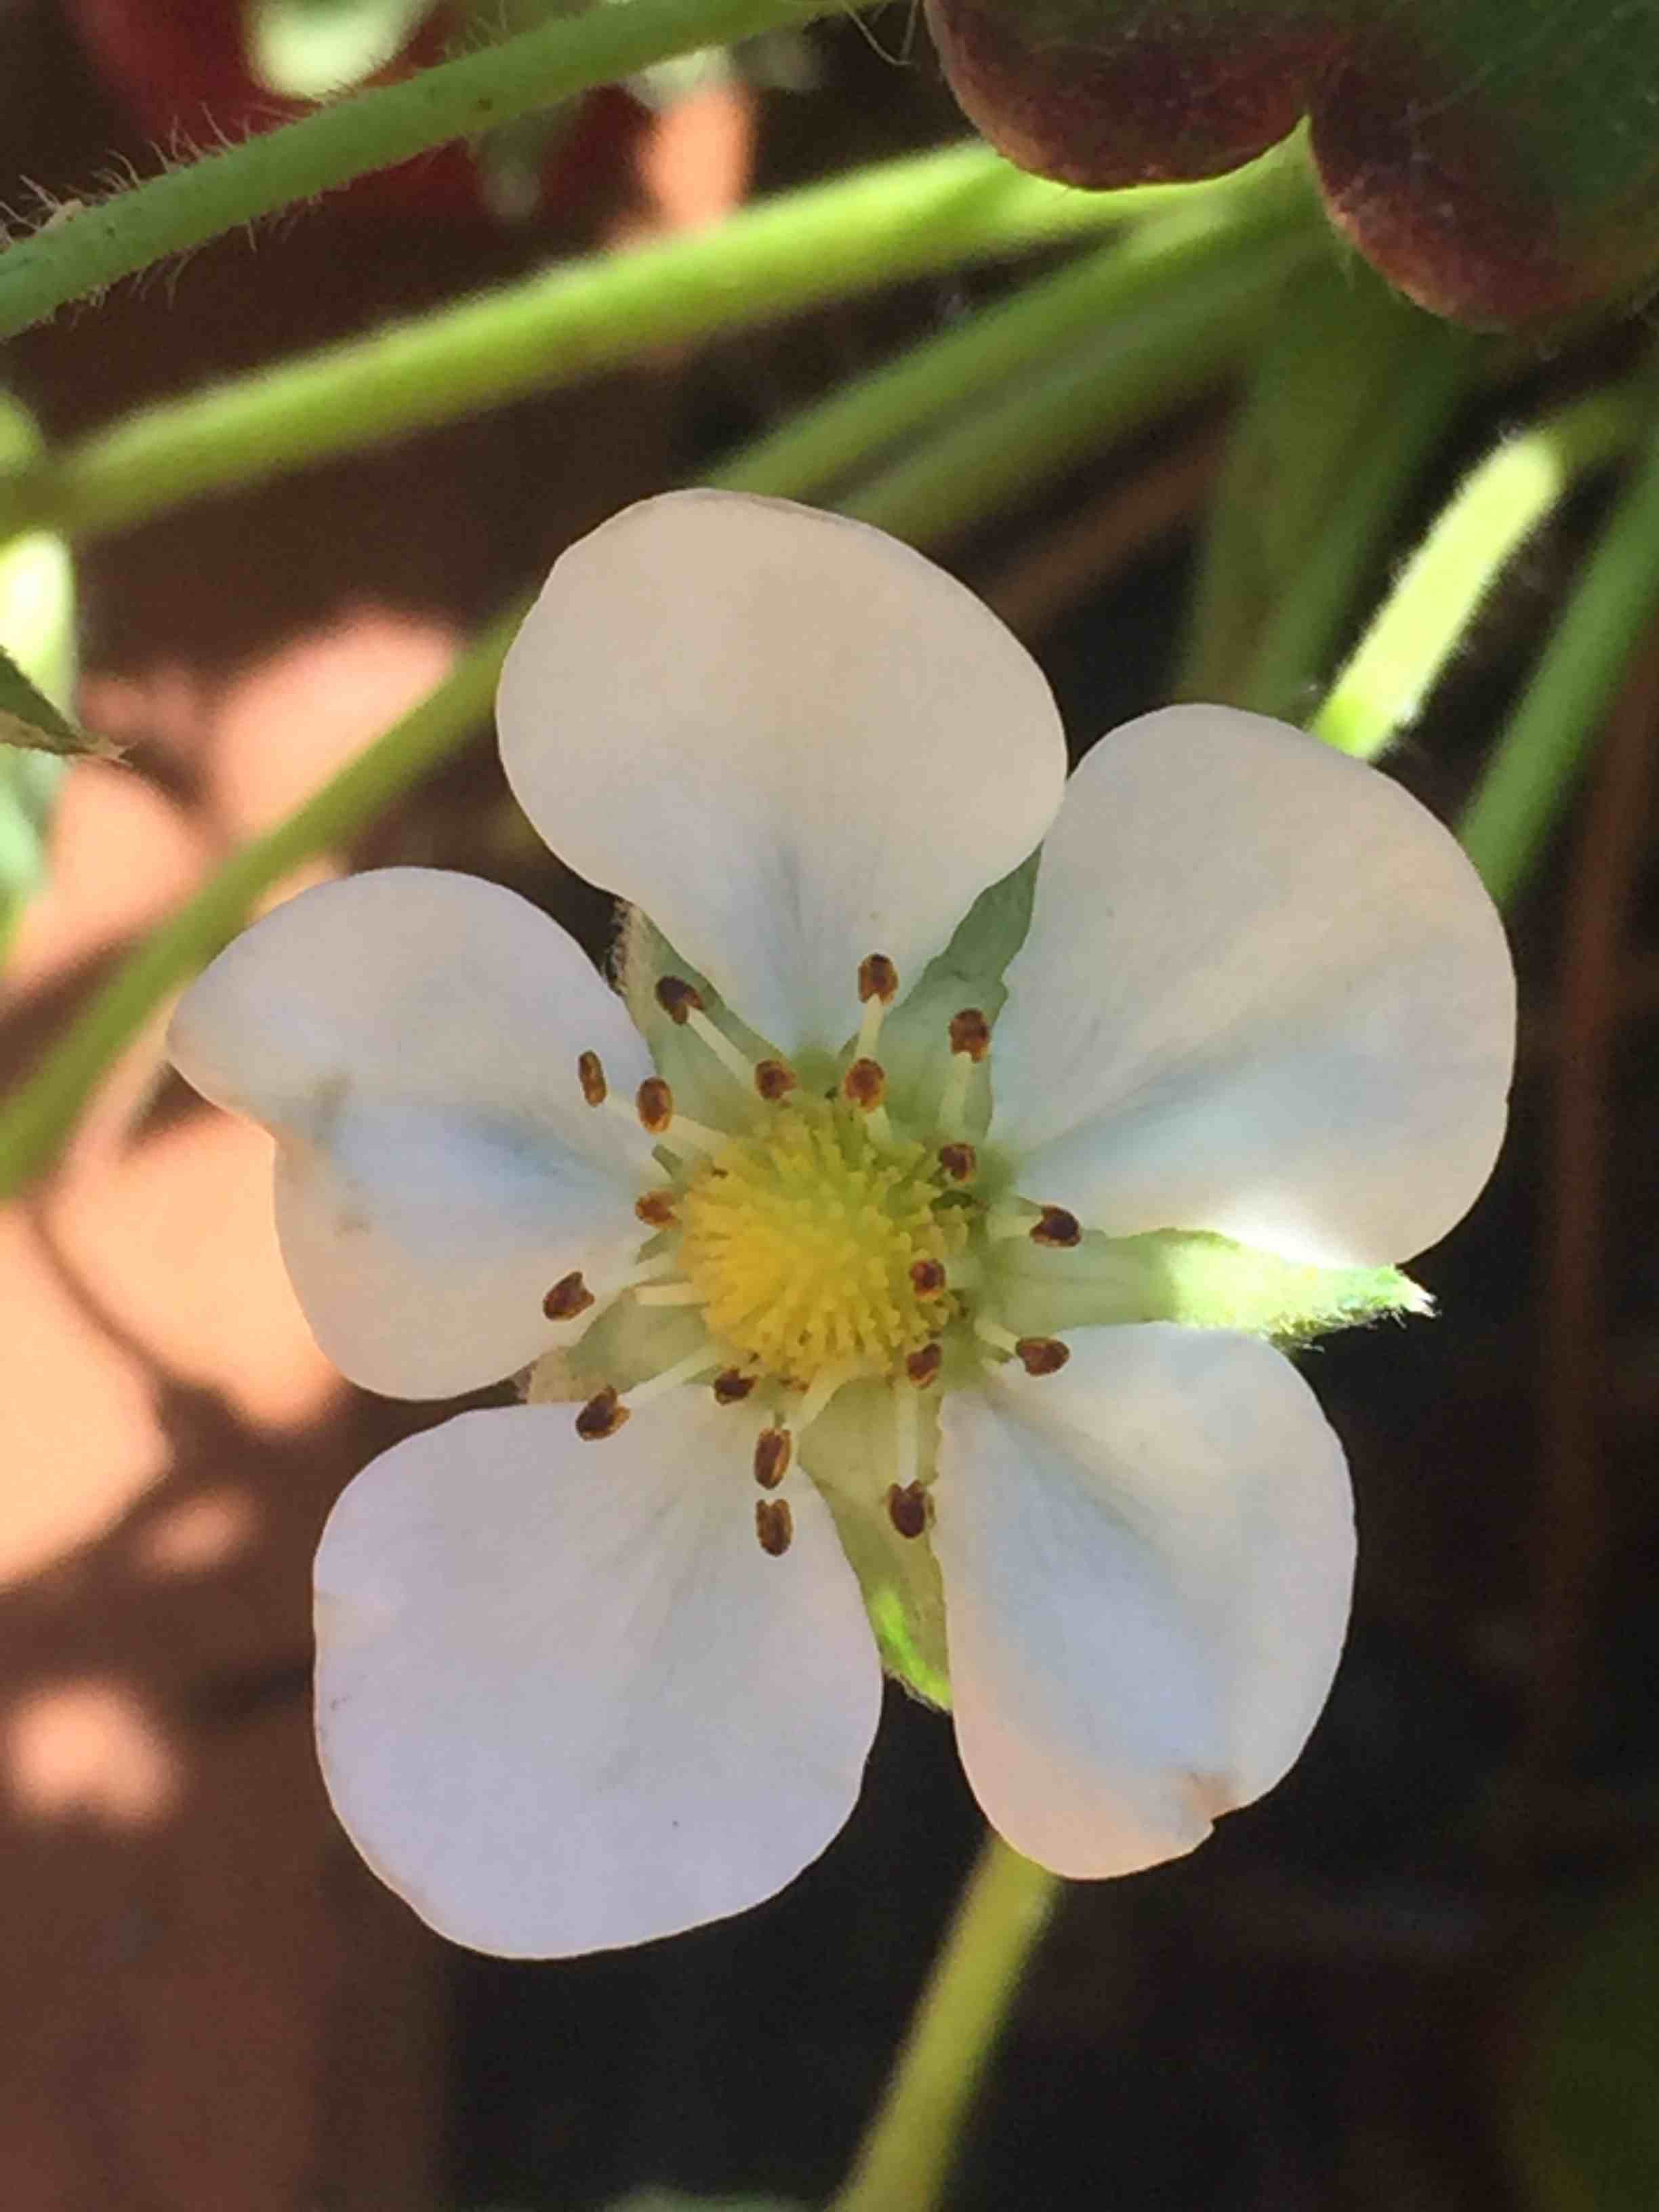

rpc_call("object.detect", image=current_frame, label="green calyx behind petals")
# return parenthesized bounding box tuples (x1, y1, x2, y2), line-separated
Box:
(874, 851, 1038, 1135)
(991, 1225, 1433, 1345)
(800, 1379, 952, 1711)
(613, 905, 799, 1121)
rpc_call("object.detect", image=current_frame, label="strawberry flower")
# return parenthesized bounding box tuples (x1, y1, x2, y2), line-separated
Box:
(170, 493, 1514, 1955)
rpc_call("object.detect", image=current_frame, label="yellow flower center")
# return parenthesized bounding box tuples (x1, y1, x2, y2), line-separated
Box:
(677, 1097, 960, 1385)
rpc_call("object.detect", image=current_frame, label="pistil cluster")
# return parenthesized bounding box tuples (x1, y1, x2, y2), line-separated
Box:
(544, 957, 1080, 1557)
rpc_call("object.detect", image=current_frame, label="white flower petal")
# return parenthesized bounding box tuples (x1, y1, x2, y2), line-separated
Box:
(497, 491, 1066, 1054)
(991, 707, 1515, 1267)
(315, 1399, 881, 1957)
(935, 1326, 1353, 1879)
(169, 868, 655, 1397)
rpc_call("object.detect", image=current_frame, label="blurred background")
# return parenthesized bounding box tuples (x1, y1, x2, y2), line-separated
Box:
(0, 2, 1655, 2207)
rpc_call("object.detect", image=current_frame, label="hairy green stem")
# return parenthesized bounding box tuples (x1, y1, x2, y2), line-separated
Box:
(830, 1833, 1059, 2212)
(1459, 415, 1659, 904)
(1313, 388, 1643, 761)
(0, 144, 1200, 546)
(0, 0, 838, 342)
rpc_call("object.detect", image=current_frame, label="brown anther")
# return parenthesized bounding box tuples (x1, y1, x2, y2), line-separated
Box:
(636, 1076, 674, 1135)
(886, 1482, 931, 1540)
(905, 1342, 943, 1388)
(1015, 1336, 1071, 1376)
(937, 1142, 977, 1183)
(948, 1008, 991, 1061)
(842, 1057, 887, 1111)
(653, 975, 705, 1025)
(634, 1189, 677, 1228)
(712, 1369, 756, 1406)
(575, 1387, 630, 1441)
(577, 1050, 607, 1107)
(909, 1257, 947, 1299)
(756, 1496, 794, 1557)
(541, 1271, 594, 1322)
(753, 1427, 793, 1490)
(1030, 1204, 1082, 1249)
(858, 952, 899, 1004)
(754, 1059, 798, 1102)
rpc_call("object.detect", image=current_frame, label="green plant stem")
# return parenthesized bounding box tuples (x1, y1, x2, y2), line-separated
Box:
(0, 0, 842, 344)
(1459, 416, 1659, 905)
(710, 163, 1312, 504)
(830, 1832, 1059, 2212)
(0, 145, 1202, 547)
(1313, 388, 1643, 760)
(836, 222, 1314, 546)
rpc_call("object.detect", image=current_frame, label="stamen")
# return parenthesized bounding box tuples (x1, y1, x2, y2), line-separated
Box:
(886, 1482, 930, 1540)
(1030, 1204, 1083, 1249)
(634, 1189, 678, 1228)
(756, 1496, 794, 1557)
(575, 1387, 629, 1440)
(893, 1374, 919, 1495)
(754, 1059, 798, 1102)
(636, 1076, 674, 1134)
(909, 1257, 947, 1300)
(626, 1347, 721, 1409)
(577, 1050, 607, 1107)
(653, 975, 705, 1024)
(856, 954, 898, 1059)
(1015, 1336, 1071, 1376)
(987, 1206, 1040, 1242)
(687, 1008, 764, 1092)
(541, 1271, 594, 1322)
(937, 1141, 977, 1183)
(632, 1281, 708, 1308)
(842, 1056, 892, 1145)
(633, 1077, 724, 1158)
(974, 1315, 1020, 1357)
(947, 1008, 991, 1061)
(938, 1008, 991, 1134)
(905, 1341, 943, 1388)
(620, 1253, 681, 1288)
(713, 1368, 756, 1405)
(794, 1359, 860, 1435)
(842, 1058, 887, 1111)
(753, 1427, 793, 1489)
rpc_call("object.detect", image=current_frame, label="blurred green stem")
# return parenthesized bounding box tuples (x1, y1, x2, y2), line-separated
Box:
(1314, 388, 1643, 761)
(1460, 414, 1659, 904)
(0, 145, 1219, 547)
(1176, 260, 1477, 712)
(0, 0, 839, 344)
(830, 1832, 1059, 2212)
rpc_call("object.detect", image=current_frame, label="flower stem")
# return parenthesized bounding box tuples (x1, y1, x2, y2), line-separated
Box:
(1175, 258, 1477, 713)
(0, 0, 838, 344)
(710, 159, 1314, 509)
(1313, 386, 1645, 762)
(838, 220, 1315, 547)
(0, 144, 1167, 548)
(830, 1831, 1059, 2212)
(1459, 413, 1659, 905)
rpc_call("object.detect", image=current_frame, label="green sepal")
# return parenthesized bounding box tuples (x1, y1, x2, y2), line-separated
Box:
(991, 1225, 1432, 1343)
(613, 903, 796, 1126)
(1, 404, 81, 956)
(800, 1378, 951, 1710)
(522, 1292, 707, 1404)
(875, 850, 1038, 1135)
